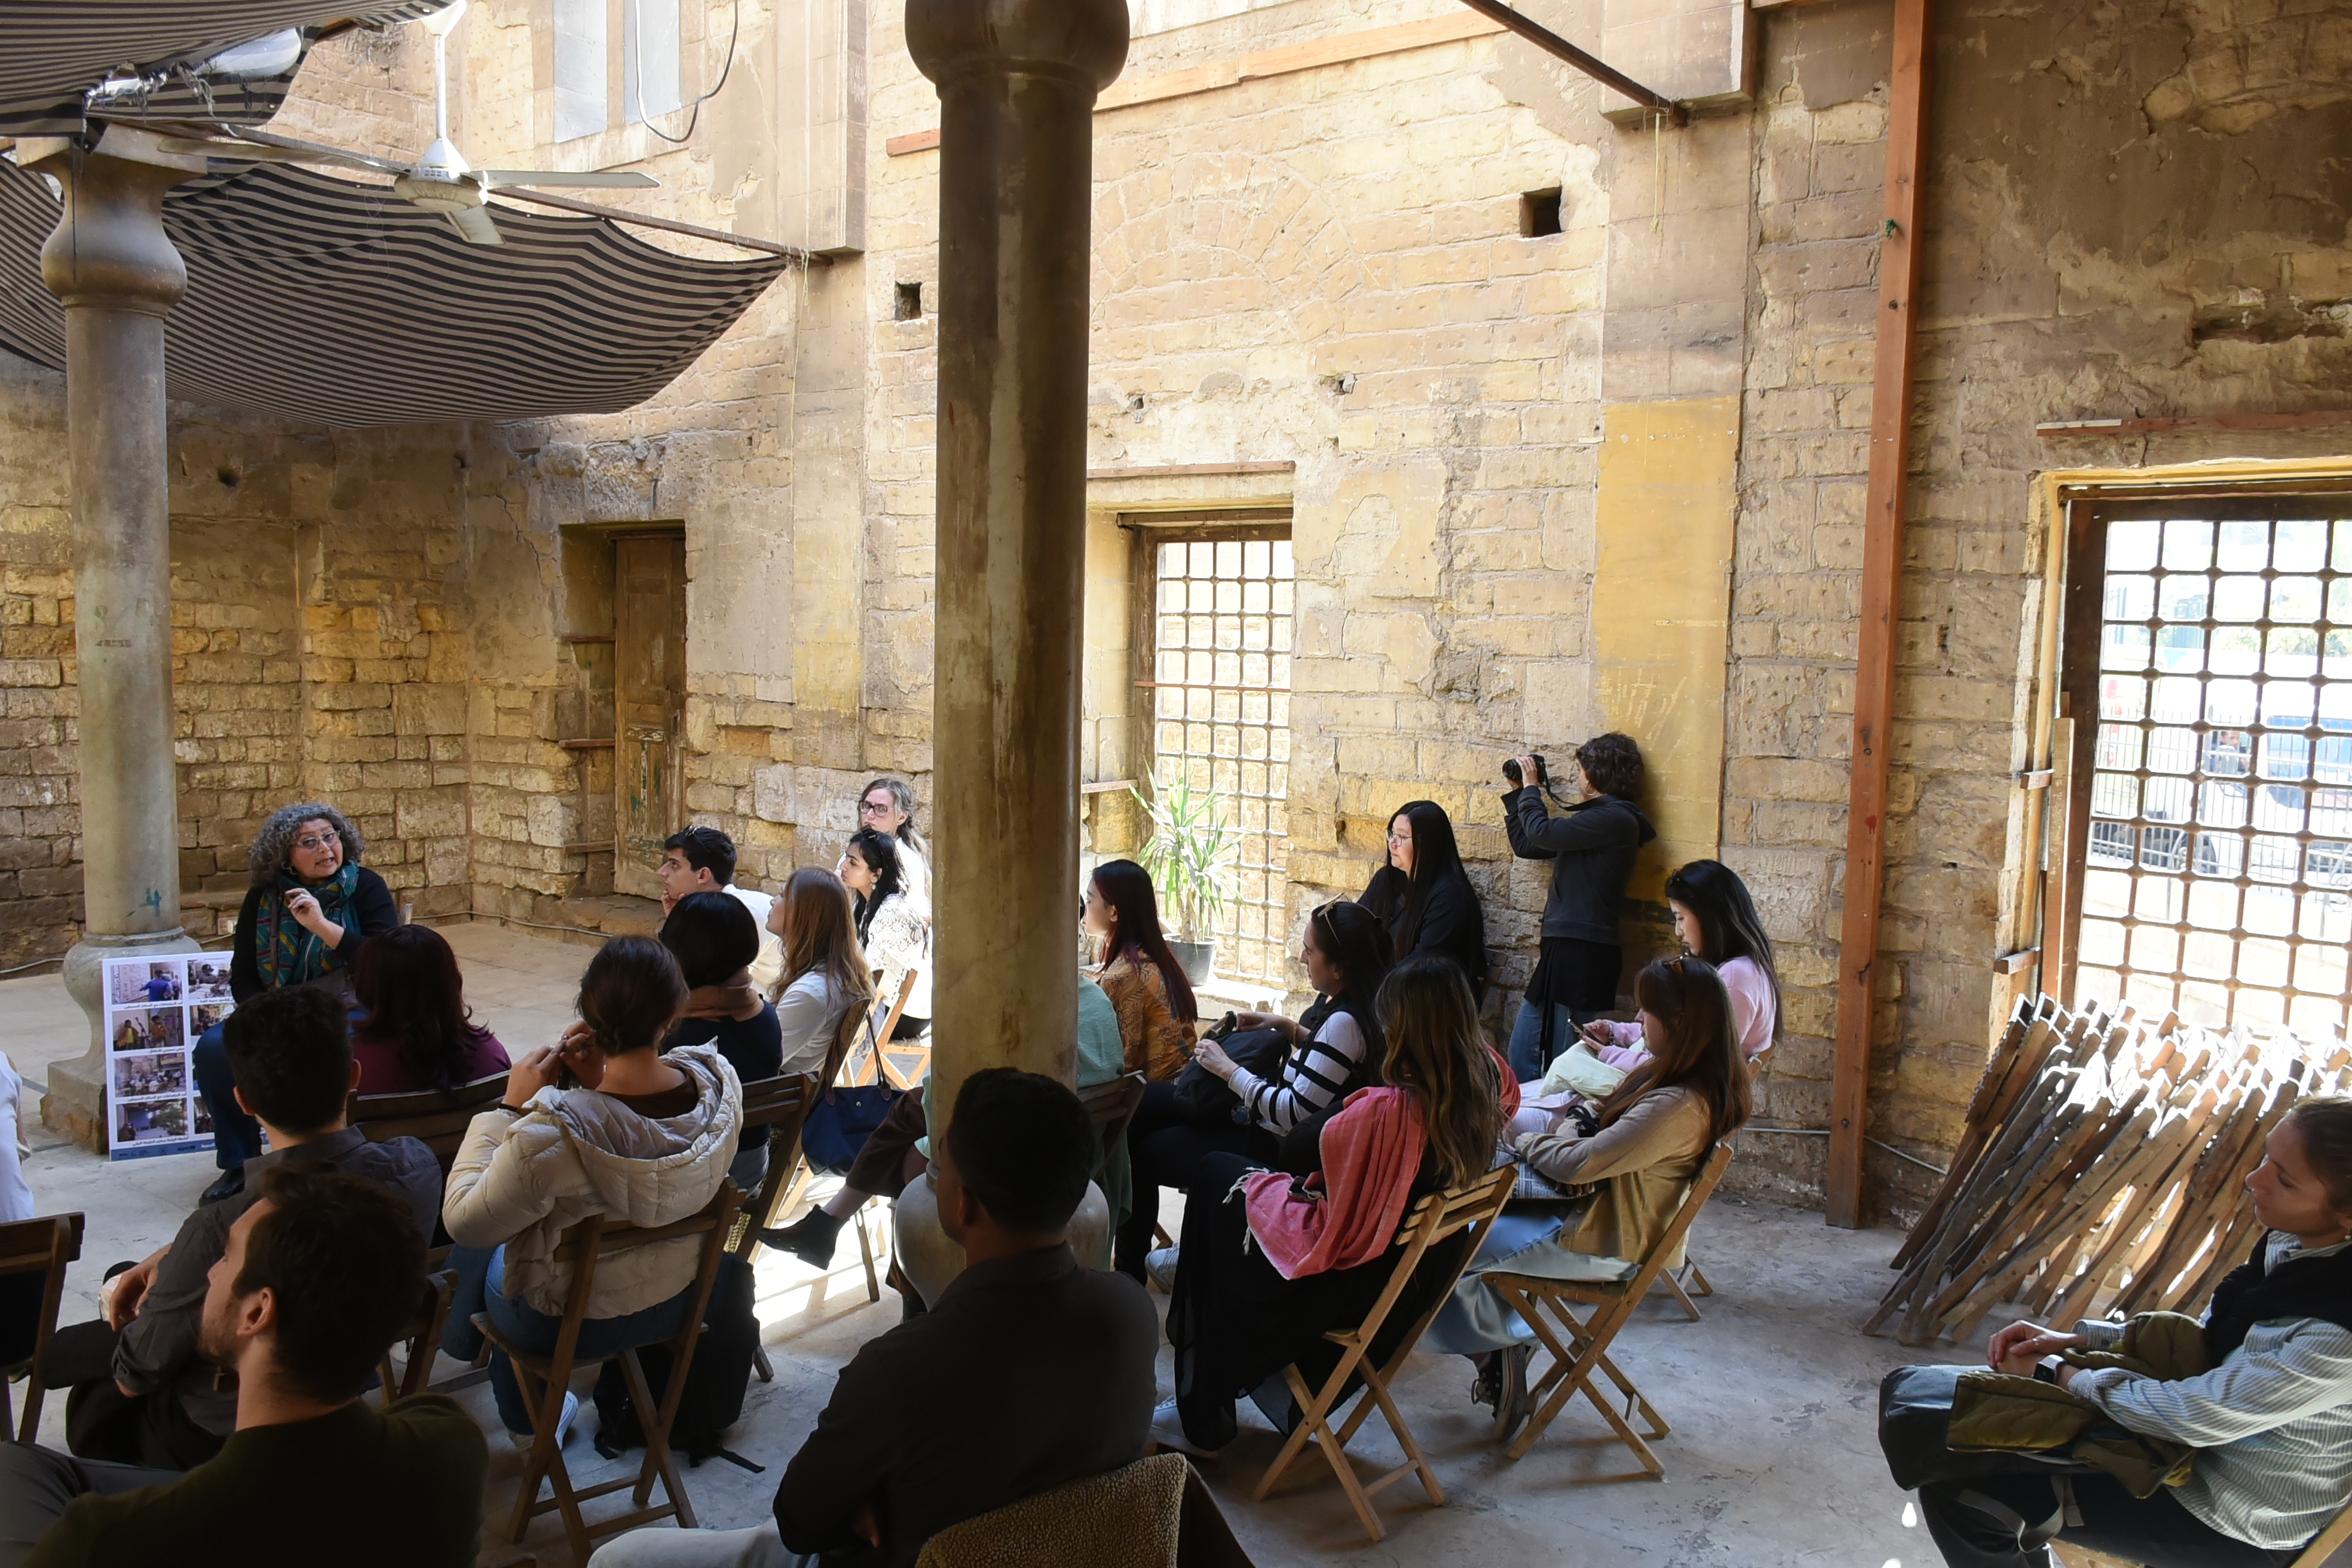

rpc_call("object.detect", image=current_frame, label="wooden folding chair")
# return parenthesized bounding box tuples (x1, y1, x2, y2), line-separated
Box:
(0, 1212, 83, 1443)
(2291, 1498, 2352, 1568)
(1252, 1163, 1518, 1542)
(347, 1071, 510, 1174)
(871, 967, 927, 1091)
(1076, 1073, 1147, 1157)
(1649, 1257, 1714, 1321)
(1487, 1142, 1734, 1474)
(376, 1263, 457, 1404)
(477, 1180, 745, 1563)
(725, 1070, 819, 1379)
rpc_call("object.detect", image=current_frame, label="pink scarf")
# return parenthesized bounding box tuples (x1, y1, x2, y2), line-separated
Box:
(1241, 1088, 1426, 1281)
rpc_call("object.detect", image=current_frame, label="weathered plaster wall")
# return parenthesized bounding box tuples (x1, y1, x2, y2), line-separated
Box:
(1724, 0, 2352, 1211)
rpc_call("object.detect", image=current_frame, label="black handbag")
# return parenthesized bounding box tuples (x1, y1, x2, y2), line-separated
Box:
(1172, 1026, 1291, 1126)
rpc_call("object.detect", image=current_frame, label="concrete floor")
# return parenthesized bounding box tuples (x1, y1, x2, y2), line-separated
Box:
(2, 921, 1963, 1568)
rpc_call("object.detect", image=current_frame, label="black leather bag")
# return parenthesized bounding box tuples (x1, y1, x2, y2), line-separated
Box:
(1172, 1026, 1291, 1126)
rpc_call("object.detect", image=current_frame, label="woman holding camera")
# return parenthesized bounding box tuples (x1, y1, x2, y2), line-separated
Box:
(1502, 733, 1654, 1082)
(1113, 900, 1395, 1283)
(1359, 800, 1488, 997)
(1583, 858, 1780, 1069)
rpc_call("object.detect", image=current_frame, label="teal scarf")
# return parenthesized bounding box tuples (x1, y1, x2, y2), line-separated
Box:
(255, 862, 359, 990)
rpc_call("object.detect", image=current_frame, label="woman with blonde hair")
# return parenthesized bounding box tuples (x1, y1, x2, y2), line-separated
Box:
(764, 866, 876, 1079)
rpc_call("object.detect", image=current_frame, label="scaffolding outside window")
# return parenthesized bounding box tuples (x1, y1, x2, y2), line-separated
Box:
(1145, 526, 1294, 987)
(2072, 500, 2352, 1041)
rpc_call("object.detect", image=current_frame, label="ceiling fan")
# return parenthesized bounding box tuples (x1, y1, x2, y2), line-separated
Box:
(156, 0, 654, 246)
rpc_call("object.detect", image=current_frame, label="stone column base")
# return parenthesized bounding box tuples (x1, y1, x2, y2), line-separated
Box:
(47, 928, 201, 1152)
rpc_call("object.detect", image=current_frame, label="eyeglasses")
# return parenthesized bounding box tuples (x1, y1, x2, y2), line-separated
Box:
(293, 835, 338, 853)
(858, 801, 892, 817)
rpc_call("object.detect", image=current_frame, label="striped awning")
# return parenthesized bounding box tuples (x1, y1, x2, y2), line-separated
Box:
(0, 158, 792, 427)
(0, 4, 442, 134)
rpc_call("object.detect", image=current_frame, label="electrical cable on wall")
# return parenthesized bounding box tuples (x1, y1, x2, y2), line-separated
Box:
(631, 0, 739, 145)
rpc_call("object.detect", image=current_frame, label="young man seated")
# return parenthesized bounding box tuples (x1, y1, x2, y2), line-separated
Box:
(65, 985, 442, 1470)
(589, 1068, 1159, 1567)
(0, 1165, 487, 1567)
(658, 826, 783, 996)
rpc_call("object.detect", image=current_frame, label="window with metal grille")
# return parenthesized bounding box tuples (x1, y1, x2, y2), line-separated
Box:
(1138, 520, 1294, 987)
(2066, 495, 2352, 1040)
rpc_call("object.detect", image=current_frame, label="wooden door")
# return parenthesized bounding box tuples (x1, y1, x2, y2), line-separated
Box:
(614, 532, 686, 901)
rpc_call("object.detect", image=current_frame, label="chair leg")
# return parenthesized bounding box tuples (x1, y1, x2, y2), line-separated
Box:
(1655, 1267, 1704, 1322)
(1503, 1292, 1618, 1463)
(618, 1346, 696, 1526)
(504, 1351, 589, 1560)
(753, 1343, 774, 1383)
(2, 1375, 16, 1446)
(1576, 1372, 1667, 1478)
(1686, 1260, 1713, 1298)
(16, 1370, 45, 1446)
(1355, 1361, 1443, 1507)
(855, 1204, 880, 1304)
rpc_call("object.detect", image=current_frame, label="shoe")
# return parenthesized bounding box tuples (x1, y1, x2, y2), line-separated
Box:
(1144, 1246, 1181, 1293)
(1493, 1343, 1533, 1443)
(1148, 1398, 1225, 1459)
(1469, 1350, 1501, 1411)
(755, 1208, 845, 1269)
(198, 1169, 244, 1206)
(510, 1391, 579, 1454)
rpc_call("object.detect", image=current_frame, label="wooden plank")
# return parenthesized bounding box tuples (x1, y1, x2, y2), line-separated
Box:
(886, 130, 940, 156)
(1088, 460, 1296, 480)
(1827, 0, 1931, 1228)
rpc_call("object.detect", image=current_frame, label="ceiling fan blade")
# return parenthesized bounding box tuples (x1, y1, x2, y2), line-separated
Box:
(475, 169, 659, 190)
(446, 205, 504, 246)
(157, 134, 406, 176)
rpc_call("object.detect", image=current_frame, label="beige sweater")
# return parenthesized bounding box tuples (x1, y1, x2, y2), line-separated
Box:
(443, 1043, 743, 1318)
(1518, 1084, 1713, 1267)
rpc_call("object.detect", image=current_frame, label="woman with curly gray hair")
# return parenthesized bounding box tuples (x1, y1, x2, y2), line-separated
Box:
(189, 801, 400, 1201)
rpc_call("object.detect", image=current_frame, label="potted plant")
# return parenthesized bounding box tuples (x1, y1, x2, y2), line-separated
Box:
(1132, 769, 1237, 985)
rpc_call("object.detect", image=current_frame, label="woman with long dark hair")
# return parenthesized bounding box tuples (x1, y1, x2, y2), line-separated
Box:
(841, 828, 930, 1040)
(1085, 859, 1199, 1082)
(1358, 800, 1488, 995)
(1428, 954, 1751, 1434)
(350, 924, 510, 1095)
(1583, 859, 1780, 1068)
(1152, 954, 1507, 1455)
(1114, 899, 1396, 1281)
(1501, 733, 1655, 1081)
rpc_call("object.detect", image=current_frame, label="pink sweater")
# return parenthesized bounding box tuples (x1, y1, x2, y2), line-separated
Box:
(1594, 955, 1776, 1069)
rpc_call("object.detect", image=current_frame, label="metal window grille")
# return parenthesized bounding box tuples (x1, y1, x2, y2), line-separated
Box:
(2076, 505, 2352, 1040)
(1146, 530, 1294, 986)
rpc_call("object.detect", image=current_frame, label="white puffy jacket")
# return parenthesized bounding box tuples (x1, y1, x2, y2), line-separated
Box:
(443, 1043, 743, 1319)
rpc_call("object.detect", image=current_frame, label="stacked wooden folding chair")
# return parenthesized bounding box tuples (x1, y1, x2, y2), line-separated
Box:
(1487, 1141, 1734, 1475)
(1252, 1163, 1518, 1542)
(0, 1211, 83, 1441)
(728, 1068, 820, 1380)
(478, 1180, 745, 1562)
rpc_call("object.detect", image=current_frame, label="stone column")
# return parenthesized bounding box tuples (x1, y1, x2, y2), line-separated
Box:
(22, 130, 205, 1149)
(907, 0, 1126, 1131)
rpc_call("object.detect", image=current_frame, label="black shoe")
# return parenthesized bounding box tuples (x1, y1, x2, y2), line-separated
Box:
(754, 1208, 844, 1269)
(198, 1169, 244, 1206)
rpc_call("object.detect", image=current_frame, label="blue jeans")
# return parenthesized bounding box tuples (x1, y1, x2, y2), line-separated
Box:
(443, 1244, 696, 1433)
(189, 1023, 258, 1170)
(1505, 999, 1607, 1083)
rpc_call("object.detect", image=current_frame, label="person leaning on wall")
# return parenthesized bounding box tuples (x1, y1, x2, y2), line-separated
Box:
(1499, 735, 1655, 1083)
(191, 801, 399, 1205)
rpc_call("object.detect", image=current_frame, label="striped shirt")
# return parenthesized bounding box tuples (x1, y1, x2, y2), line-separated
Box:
(1228, 1010, 1368, 1134)
(2070, 1234, 2352, 1551)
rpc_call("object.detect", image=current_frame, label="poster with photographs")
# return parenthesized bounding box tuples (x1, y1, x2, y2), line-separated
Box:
(104, 954, 226, 1160)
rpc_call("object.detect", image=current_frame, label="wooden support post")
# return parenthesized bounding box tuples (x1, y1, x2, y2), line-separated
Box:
(1827, 0, 1931, 1229)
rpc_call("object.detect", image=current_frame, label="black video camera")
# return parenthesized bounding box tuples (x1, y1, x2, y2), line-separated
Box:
(1502, 752, 1549, 788)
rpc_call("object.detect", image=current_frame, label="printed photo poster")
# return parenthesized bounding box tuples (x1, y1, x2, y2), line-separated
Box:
(104, 954, 225, 1160)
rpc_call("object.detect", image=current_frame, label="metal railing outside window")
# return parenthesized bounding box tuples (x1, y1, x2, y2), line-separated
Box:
(2073, 498, 2352, 1039)
(1142, 525, 1294, 987)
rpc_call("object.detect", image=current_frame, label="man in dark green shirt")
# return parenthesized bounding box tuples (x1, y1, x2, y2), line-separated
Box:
(0, 1165, 486, 1568)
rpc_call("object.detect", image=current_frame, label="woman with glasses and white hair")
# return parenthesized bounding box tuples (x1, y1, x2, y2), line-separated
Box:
(853, 776, 930, 909)
(189, 801, 399, 1202)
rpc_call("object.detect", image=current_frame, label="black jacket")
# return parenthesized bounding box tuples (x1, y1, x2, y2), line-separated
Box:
(1502, 789, 1655, 947)
(773, 1244, 1157, 1567)
(228, 865, 399, 1002)
(1358, 865, 1487, 994)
